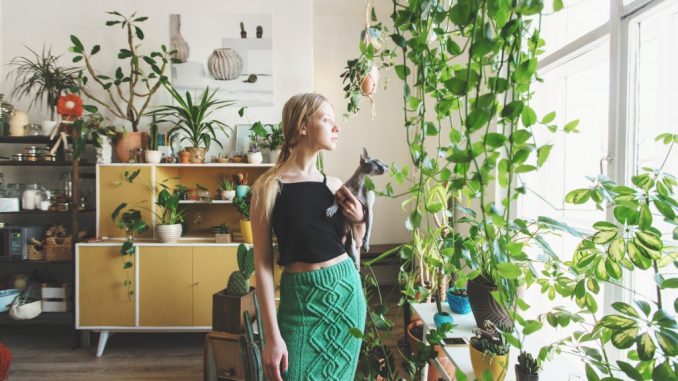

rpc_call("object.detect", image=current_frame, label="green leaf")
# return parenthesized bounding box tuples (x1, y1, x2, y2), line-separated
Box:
(653, 362, 677, 381)
(496, 262, 521, 279)
(635, 300, 651, 316)
(449, 2, 473, 26)
(611, 327, 639, 349)
(541, 111, 556, 124)
(593, 230, 617, 245)
(600, 315, 637, 329)
(586, 364, 601, 381)
(636, 332, 656, 360)
(391, 34, 406, 48)
(616, 361, 643, 381)
(523, 320, 543, 335)
(135, 26, 145, 40)
(485, 133, 507, 148)
(564, 119, 580, 132)
(655, 328, 678, 356)
(662, 278, 678, 289)
(566, 189, 590, 204)
(593, 221, 619, 231)
(635, 231, 663, 251)
(70, 35, 84, 51)
(608, 238, 625, 261)
(394, 64, 410, 80)
(466, 109, 490, 132)
(521, 105, 537, 126)
(654, 199, 676, 220)
(612, 302, 640, 318)
(553, 0, 564, 11)
(91, 45, 101, 55)
(639, 204, 652, 229)
(537, 145, 553, 167)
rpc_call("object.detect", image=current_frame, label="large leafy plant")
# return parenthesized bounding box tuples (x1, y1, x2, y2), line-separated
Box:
(69, 11, 175, 132)
(534, 133, 678, 380)
(156, 83, 233, 150)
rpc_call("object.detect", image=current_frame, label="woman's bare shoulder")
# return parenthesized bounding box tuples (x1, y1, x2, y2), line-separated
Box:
(325, 175, 344, 194)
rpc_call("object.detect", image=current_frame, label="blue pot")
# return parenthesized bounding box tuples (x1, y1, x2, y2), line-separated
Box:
(235, 185, 250, 199)
(0, 288, 20, 313)
(434, 312, 454, 328)
(447, 289, 471, 315)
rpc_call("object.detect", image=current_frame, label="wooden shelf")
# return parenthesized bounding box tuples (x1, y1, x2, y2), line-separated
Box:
(0, 161, 95, 167)
(98, 163, 274, 168)
(0, 208, 96, 215)
(0, 136, 54, 144)
(178, 200, 233, 204)
(5, 260, 73, 264)
(0, 311, 73, 325)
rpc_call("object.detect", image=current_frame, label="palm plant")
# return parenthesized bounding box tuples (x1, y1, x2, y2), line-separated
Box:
(7, 46, 79, 120)
(156, 83, 233, 150)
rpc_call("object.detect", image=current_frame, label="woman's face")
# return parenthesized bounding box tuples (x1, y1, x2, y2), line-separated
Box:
(304, 101, 340, 151)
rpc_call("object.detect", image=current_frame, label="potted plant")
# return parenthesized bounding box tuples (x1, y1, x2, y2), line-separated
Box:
(6, 46, 78, 130)
(218, 177, 236, 201)
(157, 83, 233, 163)
(153, 184, 186, 243)
(233, 172, 250, 198)
(144, 114, 162, 164)
(215, 223, 231, 243)
(239, 22, 247, 38)
(515, 351, 540, 381)
(446, 288, 471, 315)
(69, 12, 175, 162)
(246, 130, 263, 164)
(433, 287, 453, 329)
(252, 122, 284, 163)
(212, 243, 256, 333)
(233, 189, 252, 244)
(256, 25, 263, 39)
(469, 320, 509, 381)
(111, 205, 148, 299)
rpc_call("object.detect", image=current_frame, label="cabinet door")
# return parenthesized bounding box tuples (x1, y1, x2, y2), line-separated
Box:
(138, 246, 193, 326)
(98, 165, 154, 238)
(192, 246, 239, 326)
(78, 245, 135, 327)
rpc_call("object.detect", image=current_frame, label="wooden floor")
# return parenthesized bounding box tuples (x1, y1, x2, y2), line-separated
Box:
(1, 285, 405, 380)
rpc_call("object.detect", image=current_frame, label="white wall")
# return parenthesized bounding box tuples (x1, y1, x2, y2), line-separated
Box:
(314, 0, 410, 245)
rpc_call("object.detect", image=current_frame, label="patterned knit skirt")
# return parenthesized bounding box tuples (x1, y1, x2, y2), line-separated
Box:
(278, 257, 367, 381)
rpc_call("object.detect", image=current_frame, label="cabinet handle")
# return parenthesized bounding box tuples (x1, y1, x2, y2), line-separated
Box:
(193, 282, 200, 286)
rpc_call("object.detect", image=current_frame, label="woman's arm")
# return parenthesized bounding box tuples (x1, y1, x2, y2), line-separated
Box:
(251, 186, 287, 381)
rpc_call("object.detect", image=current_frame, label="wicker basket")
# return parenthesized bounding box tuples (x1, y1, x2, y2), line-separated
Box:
(207, 331, 246, 381)
(28, 244, 46, 261)
(46, 245, 72, 261)
(45, 236, 72, 246)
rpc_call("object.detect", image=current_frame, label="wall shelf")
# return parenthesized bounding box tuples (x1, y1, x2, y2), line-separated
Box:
(0, 311, 74, 325)
(178, 200, 233, 204)
(0, 208, 96, 215)
(0, 161, 95, 167)
(98, 163, 274, 168)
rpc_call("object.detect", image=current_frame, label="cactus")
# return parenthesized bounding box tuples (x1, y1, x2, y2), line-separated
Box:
(148, 114, 159, 150)
(225, 243, 254, 296)
(517, 351, 540, 375)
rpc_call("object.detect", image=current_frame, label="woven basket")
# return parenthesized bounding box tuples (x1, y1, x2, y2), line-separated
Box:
(45, 236, 72, 246)
(46, 245, 72, 262)
(28, 245, 46, 261)
(207, 331, 246, 380)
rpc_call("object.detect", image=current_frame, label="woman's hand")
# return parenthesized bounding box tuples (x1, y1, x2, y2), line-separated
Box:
(263, 335, 288, 381)
(336, 186, 365, 224)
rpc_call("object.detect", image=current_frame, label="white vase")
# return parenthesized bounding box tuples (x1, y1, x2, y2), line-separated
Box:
(96, 136, 113, 164)
(207, 48, 243, 80)
(9, 111, 28, 136)
(41, 120, 58, 135)
(144, 150, 162, 164)
(268, 149, 281, 163)
(170, 14, 190, 63)
(247, 151, 263, 164)
(156, 224, 183, 243)
(220, 190, 236, 201)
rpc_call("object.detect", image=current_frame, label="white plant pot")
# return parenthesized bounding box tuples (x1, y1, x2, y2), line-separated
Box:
(269, 149, 281, 163)
(41, 120, 59, 135)
(144, 150, 162, 164)
(156, 224, 183, 243)
(220, 190, 236, 201)
(247, 151, 263, 164)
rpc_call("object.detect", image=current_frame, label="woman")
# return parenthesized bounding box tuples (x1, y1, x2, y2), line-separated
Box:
(251, 93, 367, 381)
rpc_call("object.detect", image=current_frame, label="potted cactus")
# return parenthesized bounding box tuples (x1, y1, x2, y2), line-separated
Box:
(515, 351, 540, 381)
(215, 223, 231, 243)
(144, 114, 162, 164)
(218, 177, 236, 201)
(212, 244, 256, 333)
(240, 22, 247, 38)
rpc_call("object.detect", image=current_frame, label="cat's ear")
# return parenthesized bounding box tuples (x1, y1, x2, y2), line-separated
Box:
(361, 147, 369, 161)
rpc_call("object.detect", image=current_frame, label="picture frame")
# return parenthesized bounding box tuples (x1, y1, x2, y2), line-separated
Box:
(234, 124, 252, 154)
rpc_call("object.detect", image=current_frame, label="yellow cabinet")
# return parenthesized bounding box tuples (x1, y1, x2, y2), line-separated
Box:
(193, 246, 238, 326)
(77, 245, 135, 327)
(138, 246, 193, 327)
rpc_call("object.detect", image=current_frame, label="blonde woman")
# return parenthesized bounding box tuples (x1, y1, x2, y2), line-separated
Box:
(251, 93, 367, 381)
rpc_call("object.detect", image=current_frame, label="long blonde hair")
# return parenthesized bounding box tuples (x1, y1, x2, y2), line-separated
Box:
(252, 93, 329, 221)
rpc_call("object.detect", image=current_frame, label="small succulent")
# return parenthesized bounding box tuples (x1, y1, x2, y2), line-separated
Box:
(218, 223, 230, 234)
(517, 351, 540, 375)
(470, 320, 509, 356)
(219, 177, 234, 191)
(225, 243, 254, 296)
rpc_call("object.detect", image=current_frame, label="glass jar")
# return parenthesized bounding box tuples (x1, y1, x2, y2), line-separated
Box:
(24, 123, 42, 136)
(60, 172, 72, 199)
(22, 183, 41, 210)
(0, 183, 20, 212)
(0, 94, 15, 136)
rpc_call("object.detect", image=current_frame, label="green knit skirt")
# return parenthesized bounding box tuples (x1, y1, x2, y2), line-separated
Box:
(278, 257, 366, 381)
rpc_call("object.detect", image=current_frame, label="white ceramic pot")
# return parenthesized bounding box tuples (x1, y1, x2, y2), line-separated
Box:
(220, 190, 236, 201)
(41, 120, 59, 135)
(247, 151, 263, 164)
(9, 111, 29, 136)
(268, 149, 281, 163)
(156, 224, 183, 243)
(144, 150, 162, 164)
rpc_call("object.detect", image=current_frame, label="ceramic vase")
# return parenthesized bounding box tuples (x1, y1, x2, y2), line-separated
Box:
(97, 136, 113, 164)
(208, 48, 243, 80)
(170, 14, 190, 63)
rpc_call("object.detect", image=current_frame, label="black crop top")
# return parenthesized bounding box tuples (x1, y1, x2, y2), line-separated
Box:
(271, 174, 346, 266)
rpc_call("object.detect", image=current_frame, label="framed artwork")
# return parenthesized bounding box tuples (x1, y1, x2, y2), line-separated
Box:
(234, 124, 252, 154)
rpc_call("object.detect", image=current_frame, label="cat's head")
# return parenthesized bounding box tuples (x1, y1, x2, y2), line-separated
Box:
(360, 147, 389, 176)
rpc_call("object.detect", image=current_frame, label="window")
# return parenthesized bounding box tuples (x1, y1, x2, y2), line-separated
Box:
(540, 0, 609, 56)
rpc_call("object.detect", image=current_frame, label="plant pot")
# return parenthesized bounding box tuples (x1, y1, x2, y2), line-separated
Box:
(215, 233, 232, 243)
(156, 224, 182, 243)
(447, 289, 471, 315)
(406, 319, 424, 357)
(247, 151, 263, 164)
(235, 185, 250, 199)
(212, 287, 256, 334)
(469, 344, 508, 381)
(187, 147, 206, 163)
(515, 365, 539, 381)
(220, 190, 236, 201)
(240, 219, 253, 244)
(41, 120, 58, 135)
(467, 276, 513, 331)
(433, 311, 454, 328)
(360, 64, 380, 96)
(268, 149, 281, 163)
(179, 150, 191, 163)
(144, 150, 162, 164)
(114, 132, 148, 163)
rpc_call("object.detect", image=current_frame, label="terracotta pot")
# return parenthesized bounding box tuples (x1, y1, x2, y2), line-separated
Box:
(467, 276, 513, 331)
(240, 219, 253, 244)
(179, 150, 191, 163)
(187, 147, 206, 163)
(360, 64, 379, 96)
(114, 132, 148, 163)
(469, 344, 508, 381)
(406, 319, 424, 357)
